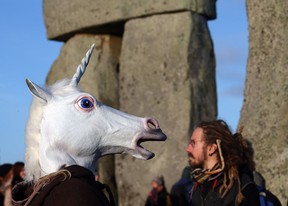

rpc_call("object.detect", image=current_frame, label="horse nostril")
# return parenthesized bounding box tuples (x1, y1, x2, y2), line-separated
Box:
(146, 118, 160, 130)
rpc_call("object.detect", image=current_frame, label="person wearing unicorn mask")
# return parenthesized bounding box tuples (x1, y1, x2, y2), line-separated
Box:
(186, 119, 260, 206)
(10, 44, 166, 206)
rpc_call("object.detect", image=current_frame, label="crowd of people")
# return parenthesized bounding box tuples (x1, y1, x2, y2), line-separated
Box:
(1, 119, 283, 206)
(0, 162, 25, 206)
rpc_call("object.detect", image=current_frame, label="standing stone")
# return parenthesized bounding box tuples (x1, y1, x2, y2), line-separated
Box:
(239, 1, 288, 205)
(116, 11, 217, 206)
(46, 34, 122, 205)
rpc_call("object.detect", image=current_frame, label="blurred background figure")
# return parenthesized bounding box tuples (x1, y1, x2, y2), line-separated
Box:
(95, 170, 100, 182)
(0, 162, 25, 206)
(145, 175, 171, 206)
(170, 166, 194, 206)
(253, 171, 281, 206)
(0, 163, 13, 206)
(11, 162, 25, 188)
(245, 140, 281, 206)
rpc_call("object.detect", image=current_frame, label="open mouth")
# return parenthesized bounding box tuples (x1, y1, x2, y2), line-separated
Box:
(134, 132, 167, 160)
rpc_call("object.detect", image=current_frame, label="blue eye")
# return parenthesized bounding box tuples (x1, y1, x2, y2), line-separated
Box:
(80, 98, 93, 108)
(76, 96, 95, 111)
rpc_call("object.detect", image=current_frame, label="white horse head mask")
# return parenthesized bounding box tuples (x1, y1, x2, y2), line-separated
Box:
(25, 44, 167, 181)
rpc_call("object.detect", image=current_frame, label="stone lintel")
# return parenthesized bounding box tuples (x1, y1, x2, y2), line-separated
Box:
(43, 0, 216, 41)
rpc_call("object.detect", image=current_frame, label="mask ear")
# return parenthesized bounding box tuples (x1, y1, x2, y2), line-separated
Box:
(26, 79, 52, 102)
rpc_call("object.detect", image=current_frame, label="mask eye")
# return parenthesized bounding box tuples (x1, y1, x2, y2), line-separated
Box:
(76, 96, 95, 111)
(80, 98, 93, 108)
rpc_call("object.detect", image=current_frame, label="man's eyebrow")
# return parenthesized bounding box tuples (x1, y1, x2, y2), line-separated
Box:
(191, 138, 202, 142)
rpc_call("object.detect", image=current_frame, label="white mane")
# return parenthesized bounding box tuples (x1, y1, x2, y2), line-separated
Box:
(25, 79, 79, 181)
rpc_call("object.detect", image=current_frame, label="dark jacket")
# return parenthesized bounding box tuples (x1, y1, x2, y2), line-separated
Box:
(12, 165, 114, 206)
(170, 177, 193, 206)
(189, 172, 260, 206)
(0, 194, 4, 206)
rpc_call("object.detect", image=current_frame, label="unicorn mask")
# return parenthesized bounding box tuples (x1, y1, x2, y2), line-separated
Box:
(25, 44, 167, 181)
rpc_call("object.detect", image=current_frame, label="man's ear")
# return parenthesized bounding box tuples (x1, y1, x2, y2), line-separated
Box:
(208, 143, 218, 156)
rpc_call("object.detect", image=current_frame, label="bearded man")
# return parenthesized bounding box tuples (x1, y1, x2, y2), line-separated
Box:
(186, 119, 260, 206)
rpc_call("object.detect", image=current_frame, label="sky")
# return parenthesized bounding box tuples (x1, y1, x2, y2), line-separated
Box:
(0, 1, 248, 164)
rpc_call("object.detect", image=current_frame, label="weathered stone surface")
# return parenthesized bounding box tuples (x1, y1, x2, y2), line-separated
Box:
(116, 11, 216, 206)
(239, 1, 288, 205)
(46, 34, 122, 204)
(43, 0, 216, 41)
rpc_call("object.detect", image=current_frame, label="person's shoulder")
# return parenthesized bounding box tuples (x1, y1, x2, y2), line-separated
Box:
(41, 170, 110, 206)
(239, 172, 260, 206)
(53, 174, 107, 196)
(240, 172, 255, 190)
(239, 171, 259, 197)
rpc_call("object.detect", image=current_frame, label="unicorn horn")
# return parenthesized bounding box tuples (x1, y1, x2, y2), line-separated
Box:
(70, 44, 95, 86)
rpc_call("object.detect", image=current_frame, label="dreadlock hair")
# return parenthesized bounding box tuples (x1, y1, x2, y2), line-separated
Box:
(197, 119, 251, 206)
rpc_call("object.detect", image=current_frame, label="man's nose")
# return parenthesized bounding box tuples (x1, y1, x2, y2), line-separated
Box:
(186, 144, 191, 153)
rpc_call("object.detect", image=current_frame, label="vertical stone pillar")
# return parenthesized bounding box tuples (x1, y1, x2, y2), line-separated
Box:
(46, 34, 122, 204)
(239, 1, 288, 204)
(116, 11, 217, 205)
